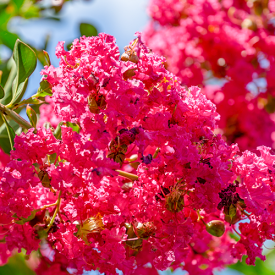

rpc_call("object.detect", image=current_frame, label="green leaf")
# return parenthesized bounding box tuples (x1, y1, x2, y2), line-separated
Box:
(0, 253, 36, 275)
(43, 50, 51, 66)
(9, 77, 29, 106)
(0, 58, 17, 105)
(66, 42, 72, 51)
(0, 30, 19, 50)
(0, 118, 21, 154)
(26, 104, 37, 128)
(13, 209, 40, 225)
(1, 114, 15, 150)
(12, 97, 43, 110)
(229, 251, 275, 275)
(0, 84, 4, 99)
(32, 79, 52, 98)
(79, 22, 98, 37)
(10, 39, 37, 106)
(66, 121, 80, 133)
(11, 0, 25, 11)
(54, 121, 63, 140)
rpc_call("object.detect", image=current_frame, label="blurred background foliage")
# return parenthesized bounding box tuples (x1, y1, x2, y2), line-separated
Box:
(0, 0, 274, 274)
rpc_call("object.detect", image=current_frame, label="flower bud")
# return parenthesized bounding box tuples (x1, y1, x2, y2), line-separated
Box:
(165, 186, 185, 212)
(205, 220, 225, 237)
(88, 94, 106, 114)
(136, 222, 156, 239)
(121, 52, 139, 64)
(76, 214, 104, 244)
(38, 169, 51, 188)
(125, 223, 143, 250)
(121, 52, 130, 62)
(129, 54, 139, 64)
(241, 18, 257, 30)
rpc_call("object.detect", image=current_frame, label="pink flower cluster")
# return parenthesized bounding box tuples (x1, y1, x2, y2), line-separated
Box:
(144, 0, 275, 151)
(0, 34, 275, 275)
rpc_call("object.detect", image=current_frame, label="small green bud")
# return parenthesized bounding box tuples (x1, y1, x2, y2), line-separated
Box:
(205, 220, 225, 237)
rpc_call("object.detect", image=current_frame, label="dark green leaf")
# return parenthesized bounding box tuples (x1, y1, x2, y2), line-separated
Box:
(0, 58, 17, 105)
(0, 118, 20, 154)
(79, 22, 98, 37)
(10, 39, 37, 106)
(0, 84, 4, 99)
(1, 114, 15, 150)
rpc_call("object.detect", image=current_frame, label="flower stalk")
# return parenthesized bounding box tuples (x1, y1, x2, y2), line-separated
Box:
(46, 191, 62, 232)
(0, 102, 32, 130)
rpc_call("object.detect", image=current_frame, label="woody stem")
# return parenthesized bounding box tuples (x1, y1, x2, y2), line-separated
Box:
(0, 102, 32, 130)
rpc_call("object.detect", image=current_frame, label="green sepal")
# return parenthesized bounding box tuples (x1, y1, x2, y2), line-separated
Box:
(43, 50, 51, 66)
(229, 204, 237, 219)
(66, 121, 80, 133)
(13, 209, 40, 225)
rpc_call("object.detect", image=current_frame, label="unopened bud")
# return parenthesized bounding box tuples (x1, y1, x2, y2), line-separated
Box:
(76, 214, 104, 244)
(165, 186, 185, 213)
(88, 94, 106, 114)
(136, 222, 156, 240)
(121, 52, 139, 64)
(241, 18, 257, 30)
(38, 169, 51, 188)
(121, 52, 130, 62)
(205, 220, 225, 237)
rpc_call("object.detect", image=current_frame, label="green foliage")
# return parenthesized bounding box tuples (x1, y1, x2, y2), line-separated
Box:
(229, 250, 275, 275)
(80, 22, 98, 37)
(0, 253, 35, 275)
(13, 209, 40, 225)
(1, 113, 16, 150)
(9, 39, 37, 107)
(26, 104, 37, 128)
(33, 79, 52, 98)
(0, 84, 4, 99)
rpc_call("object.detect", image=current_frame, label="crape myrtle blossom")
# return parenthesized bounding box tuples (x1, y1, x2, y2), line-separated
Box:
(0, 33, 275, 275)
(144, 0, 275, 151)
(37, 96, 61, 128)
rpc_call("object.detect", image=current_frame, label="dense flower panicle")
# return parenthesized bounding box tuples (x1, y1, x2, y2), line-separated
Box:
(0, 34, 275, 275)
(144, 0, 275, 151)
